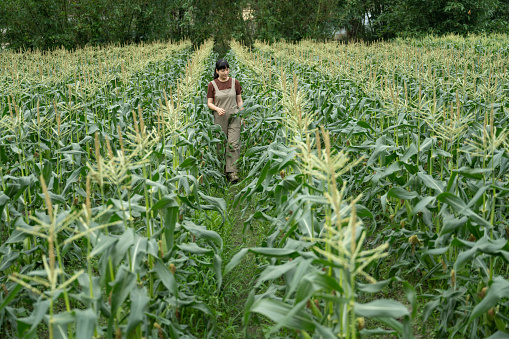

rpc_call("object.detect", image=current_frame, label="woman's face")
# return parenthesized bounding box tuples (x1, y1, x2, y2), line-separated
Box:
(216, 67, 229, 80)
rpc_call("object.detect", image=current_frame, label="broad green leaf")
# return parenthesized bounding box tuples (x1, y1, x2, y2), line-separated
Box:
(441, 212, 468, 234)
(112, 228, 134, 266)
(411, 196, 436, 216)
(42, 159, 53, 186)
(126, 286, 149, 334)
(75, 308, 96, 339)
(0, 283, 22, 312)
(313, 322, 337, 338)
(357, 120, 375, 132)
(371, 161, 401, 184)
(423, 299, 440, 322)
(256, 259, 299, 288)
(402, 315, 414, 338)
(445, 170, 458, 192)
(436, 192, 491, 228)
(163, 203, 179, 252)
(178, 156, 197, 168)
(154, 258, 178, 297)
(287, 260, 313, 301)
(51, 311, 75, 339)
(177, 243, 213, 255)
(199, 192, 226, 220)
(272, 280, 313, 334)
(182, 221, 223, 250)
(381, 193, 387, 212)
(453, 238, 509, 270)
(224, 248, 248, 276)
(307, 273, 343, 294)
(417, 173, 444, 193)
(74, 274, 101, 307)
(295, 194, 328, 205)
(357, 279, 392, 293)
(249, 299, 315, 331)
(0, 193, 9, 217)
(109, 266, 136, 315)
(151, 194, 178, 211)
(469, 276, 509, 322)
(186, 300, 215, 316)
(355, 300, 409, 318)
(485, 331, 509, 339)
(453, 167, 492, 180)
(387, 187, 419, 200)
(17, 298, 50, 338)
(90, 234, 117, 258)
(36, 191, 66, 205)
(367, 140, 389, 166)
(213, 254, 222, 290)
(467, 185, 490, 208)
(145, 179, 169, 195)
(297, 205, 314, 237)
(130, 235, 147, 273)
(356, 204, 374, 219)
(419, 138, 434, 154)
(62, 166, 83, 195)
(401, 143, 418, 163)
(0, 247, 19, 271)
(432, 148, 452, 157)
(249, 248, 298, 257)
(402, 281, 417, 318)
(422, 247, 450, 256)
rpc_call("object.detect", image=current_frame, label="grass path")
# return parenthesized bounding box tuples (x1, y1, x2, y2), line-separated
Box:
(212, 183, 267, 338)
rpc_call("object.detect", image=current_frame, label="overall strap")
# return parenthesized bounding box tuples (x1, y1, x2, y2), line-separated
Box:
(211, 79, 220, 92)
(230, 78, 236, 94)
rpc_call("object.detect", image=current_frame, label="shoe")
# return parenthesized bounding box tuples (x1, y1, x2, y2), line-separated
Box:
(229, 172, 240, 183)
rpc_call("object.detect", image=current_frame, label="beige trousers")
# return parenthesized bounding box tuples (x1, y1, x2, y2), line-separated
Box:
(214, 112, 241, 173)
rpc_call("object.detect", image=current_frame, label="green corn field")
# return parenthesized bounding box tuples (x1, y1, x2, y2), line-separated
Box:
(0, 35, 508, 338)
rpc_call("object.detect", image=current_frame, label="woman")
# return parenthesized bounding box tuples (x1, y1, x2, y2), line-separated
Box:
(207, 59, 244, 183)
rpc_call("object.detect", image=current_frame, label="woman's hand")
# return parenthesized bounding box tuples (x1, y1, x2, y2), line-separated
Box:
(207, 98, 225, 115)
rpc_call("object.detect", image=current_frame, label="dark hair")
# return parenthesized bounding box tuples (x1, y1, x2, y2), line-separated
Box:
(214, 59, 229, 79)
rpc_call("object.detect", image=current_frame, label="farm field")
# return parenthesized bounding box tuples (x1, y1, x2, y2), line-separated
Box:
(0, 35, 508, 338)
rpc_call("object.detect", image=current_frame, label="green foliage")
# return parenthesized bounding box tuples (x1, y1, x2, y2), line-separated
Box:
(376, 0, 504, 38)
(244, 0, 337, 41)
(2, 0, 187, 50)
(2, 0, 74, 49)
(1, 0, 509, 50)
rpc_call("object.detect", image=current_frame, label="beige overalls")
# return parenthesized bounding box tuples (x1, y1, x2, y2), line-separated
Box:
(210, 78, 241, 173)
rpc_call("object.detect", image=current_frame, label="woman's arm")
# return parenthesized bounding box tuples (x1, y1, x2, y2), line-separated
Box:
(237, 94, 246, 127)
(208, 98, 225, 116)
(236, 94, 244, 111)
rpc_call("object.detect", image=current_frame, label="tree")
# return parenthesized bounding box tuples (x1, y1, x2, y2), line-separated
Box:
(1, 0, 507, 50)
(245, 0, 338, 41)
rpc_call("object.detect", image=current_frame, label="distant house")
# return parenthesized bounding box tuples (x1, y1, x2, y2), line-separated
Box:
(334, 28, 347, 39)
(243, 8, 253, 21)
(334, 13, 371, 40)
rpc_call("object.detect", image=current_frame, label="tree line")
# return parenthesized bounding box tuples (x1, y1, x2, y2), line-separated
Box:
(0, 0, 508, 50)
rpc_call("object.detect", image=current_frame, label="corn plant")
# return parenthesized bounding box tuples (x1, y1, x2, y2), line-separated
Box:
(2, 34, 509, 339)
(227, 36, 509, 338)
(0, 39, 230, 338)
